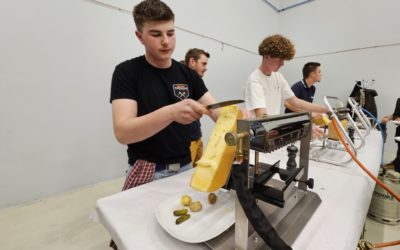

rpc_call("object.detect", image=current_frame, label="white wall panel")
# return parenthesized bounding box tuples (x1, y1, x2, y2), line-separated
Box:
(0, 0, 278, 208)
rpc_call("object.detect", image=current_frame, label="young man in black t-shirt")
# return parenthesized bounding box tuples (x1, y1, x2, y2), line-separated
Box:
(110, 0, 219, 191)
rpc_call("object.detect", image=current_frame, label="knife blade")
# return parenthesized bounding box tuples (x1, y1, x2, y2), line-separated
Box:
(206, 100, 244, 110)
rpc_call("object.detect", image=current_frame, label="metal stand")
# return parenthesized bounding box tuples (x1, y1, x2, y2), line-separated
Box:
(310, 96, 365, 166)
(347, 97, 372, 136)
(206, 113, 321, 249)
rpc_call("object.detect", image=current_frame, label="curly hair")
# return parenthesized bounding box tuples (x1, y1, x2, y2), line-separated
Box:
(133, 0, 174, 32)
(258, 34, 295, 60)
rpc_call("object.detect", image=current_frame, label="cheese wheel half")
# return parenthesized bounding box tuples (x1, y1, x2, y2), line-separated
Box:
(190, 105, 242, 192)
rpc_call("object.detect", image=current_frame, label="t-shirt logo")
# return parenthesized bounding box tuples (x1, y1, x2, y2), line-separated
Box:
(173, 84, 189, 100)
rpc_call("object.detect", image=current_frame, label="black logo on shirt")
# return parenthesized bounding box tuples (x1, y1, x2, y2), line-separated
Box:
(173, 84, 189, 100)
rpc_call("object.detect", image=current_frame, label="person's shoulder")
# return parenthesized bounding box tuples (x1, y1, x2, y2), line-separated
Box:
(247, 68, 262, 82)
(272, 72, 288, 85)
(272, 71, 285, 79)
(173, 59, 201, 79)
(173, 59, 190, 72)
(291, 80, 303, 88)
(115, 56, 145, 70)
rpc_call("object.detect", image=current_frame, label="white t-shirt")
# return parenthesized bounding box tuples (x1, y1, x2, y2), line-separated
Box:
(244, 68, 294, 115)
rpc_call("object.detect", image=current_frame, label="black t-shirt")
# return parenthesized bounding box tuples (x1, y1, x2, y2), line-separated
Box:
(394, 98, 400, 137)
(189, 120, 202, 141)
(284, 80, 316, 113)
(110, 56, 208, 165)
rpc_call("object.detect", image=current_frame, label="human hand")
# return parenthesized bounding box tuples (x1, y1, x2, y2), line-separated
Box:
(311, 125, 325, 140)
(311, 112, 323, 120)
(170, 99, 210, 125)
(239, 108, 253, 119)
(381, 115, 392, 125)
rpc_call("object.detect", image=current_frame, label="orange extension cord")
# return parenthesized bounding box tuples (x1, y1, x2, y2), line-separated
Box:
(332, 119, 400, 202)
(373, 240, 400, 248)
(332, 119, 400, 249)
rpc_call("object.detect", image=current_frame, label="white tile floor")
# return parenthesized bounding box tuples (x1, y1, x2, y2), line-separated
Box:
(0, 176, 398, 250)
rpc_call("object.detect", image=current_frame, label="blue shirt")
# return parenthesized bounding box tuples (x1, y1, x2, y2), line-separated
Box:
(284, 79, 316, 113)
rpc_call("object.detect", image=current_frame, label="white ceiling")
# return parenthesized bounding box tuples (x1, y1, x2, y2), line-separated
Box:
(262, 0, 314, 12)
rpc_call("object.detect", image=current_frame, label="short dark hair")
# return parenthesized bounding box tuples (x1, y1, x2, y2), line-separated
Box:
(302, 62, 321, 78)
(184, 48, 210, 65)
(133, 0, 174, 32)
(258, 34, 295, 60)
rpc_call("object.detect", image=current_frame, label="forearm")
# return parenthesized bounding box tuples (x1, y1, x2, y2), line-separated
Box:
(294, 98, 328, 113)
(113, 105, 173, 145)
(284, 100, 298, 112)
(198, 92, 219, 122)
(254, 108, 267, 117)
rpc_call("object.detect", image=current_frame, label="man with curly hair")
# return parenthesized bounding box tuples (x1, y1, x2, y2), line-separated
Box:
(244, 34, 328, 119)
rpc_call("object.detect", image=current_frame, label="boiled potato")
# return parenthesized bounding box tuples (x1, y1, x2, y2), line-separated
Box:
(189, 201, 202, 212)
(208, 193, 217, 205)
(180, 195, 192, 206)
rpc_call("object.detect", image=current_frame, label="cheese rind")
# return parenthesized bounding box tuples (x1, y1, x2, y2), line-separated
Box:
(190, 106, 242, 192)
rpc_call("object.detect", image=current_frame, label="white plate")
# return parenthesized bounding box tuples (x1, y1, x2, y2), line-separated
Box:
(155, 189, 235, 243)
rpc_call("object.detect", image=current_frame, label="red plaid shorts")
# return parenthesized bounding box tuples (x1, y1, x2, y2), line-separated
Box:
(122, 159, 156, 190)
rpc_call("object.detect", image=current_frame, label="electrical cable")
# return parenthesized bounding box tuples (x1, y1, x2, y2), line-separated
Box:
(231, 163, 292, 250)
(331, 118, 400, 201)
(373, 239, 400, 248)
(332, 118, 400, 248)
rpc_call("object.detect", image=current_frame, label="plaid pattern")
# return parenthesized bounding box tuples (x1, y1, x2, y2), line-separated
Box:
(122, 159, 156, 191)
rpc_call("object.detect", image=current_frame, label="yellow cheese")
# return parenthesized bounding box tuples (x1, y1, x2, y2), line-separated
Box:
(190, 105, 242, 192)
(328, 119, 348, 140)
(312, 114, 331, 126)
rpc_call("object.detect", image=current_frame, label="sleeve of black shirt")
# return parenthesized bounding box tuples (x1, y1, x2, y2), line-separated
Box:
(110, 63, 137, 103)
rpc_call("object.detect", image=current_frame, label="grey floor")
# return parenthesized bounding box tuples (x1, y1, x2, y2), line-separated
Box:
(0, 177, 124, 250)
(0, 176, 398, 250)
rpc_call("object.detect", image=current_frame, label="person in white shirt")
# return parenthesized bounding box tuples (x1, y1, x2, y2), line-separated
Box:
(244, 34, 327, 138)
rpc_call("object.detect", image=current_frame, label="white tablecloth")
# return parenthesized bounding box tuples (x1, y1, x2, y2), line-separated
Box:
(92, 131, 382, 250)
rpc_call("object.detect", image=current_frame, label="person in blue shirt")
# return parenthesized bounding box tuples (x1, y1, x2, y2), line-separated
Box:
(284, 62, 321, 113)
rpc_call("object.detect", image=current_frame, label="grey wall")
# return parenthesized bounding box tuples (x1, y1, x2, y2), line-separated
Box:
(278, 0, 400, 157)
(0, 0, 278, 208)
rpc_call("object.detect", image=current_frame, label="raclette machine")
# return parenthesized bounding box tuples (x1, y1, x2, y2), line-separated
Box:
(206, 112, 321, 250)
